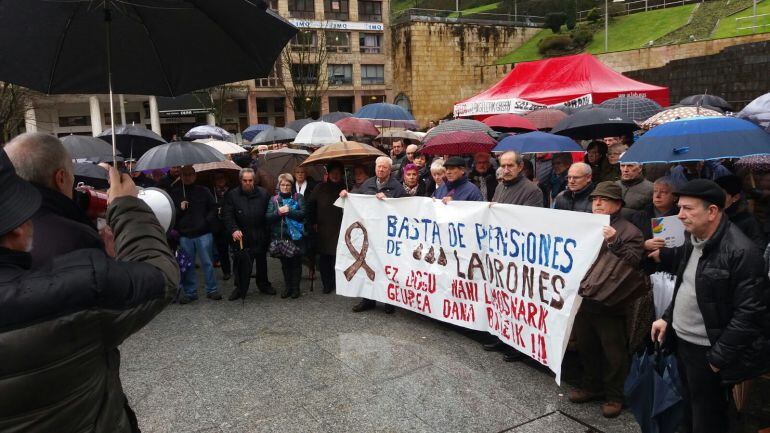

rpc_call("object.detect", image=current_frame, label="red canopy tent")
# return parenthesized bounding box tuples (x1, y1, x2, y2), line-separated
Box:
(454, 53, 669, 118)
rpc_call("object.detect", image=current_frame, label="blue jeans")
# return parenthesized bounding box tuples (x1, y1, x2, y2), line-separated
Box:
(179, 233, 218, 298)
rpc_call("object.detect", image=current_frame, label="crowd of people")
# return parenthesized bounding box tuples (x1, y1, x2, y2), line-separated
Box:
(1, 130, 770, 433)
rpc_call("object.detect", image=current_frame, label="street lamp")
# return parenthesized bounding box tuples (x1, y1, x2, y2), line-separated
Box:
(605, 0, 625, 53)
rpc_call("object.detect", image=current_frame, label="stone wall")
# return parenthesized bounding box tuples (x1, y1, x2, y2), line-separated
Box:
(624, 40, 770, 110)
(392, 21, 539, 126)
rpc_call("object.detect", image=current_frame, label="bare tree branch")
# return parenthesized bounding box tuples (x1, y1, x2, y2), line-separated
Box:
(279, 27, 331, 120)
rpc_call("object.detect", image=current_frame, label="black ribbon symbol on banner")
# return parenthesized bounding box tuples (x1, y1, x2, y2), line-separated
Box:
(344, 221, 375, 281)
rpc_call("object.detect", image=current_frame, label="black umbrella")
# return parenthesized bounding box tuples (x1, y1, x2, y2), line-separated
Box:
(624, 345, 685, 433)
(74, 162, 109, 189)
(551, 108, 639, 140)
(98, 125, 167, 160)
(680, 94, 732, 112)
(319, 111, 352, 123)
(0, 1, 296, 162)
(599, 96, 663, 122)
(62, 134, 122, 162)
(286, 118, 314, 132)
(251, 127, 298, 144)
(134, 141, 225, 172)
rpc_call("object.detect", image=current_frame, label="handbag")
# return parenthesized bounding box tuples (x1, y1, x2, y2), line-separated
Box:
(269, 214, 300, 258)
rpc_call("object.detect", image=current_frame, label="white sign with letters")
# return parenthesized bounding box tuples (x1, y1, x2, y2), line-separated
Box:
(288, 18, 384, 31)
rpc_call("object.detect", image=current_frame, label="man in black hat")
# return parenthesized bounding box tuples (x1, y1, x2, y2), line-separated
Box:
(0, 149, 179, 432)
(432, 156, 483, 203)
(4, 132, 104, 268)
(570, 181, 647, 419)
(650, 179, 770, 433)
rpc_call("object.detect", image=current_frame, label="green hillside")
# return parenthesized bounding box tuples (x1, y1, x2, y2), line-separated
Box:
(711, 0, 770, 38)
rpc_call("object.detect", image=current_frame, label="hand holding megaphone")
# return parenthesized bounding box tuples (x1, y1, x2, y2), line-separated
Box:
(107, 166, 138, 203)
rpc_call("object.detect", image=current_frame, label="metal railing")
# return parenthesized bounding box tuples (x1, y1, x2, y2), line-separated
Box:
(392, 8, 545, 26)
(736, 12, 770, 32)
(577, 0, 700, 20)
(360, 46, 382, 54)
(255, 77, 282, 88)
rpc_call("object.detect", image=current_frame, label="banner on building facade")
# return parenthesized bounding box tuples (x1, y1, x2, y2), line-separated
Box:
(453, 94, 593, 117)
(335, 195, 608, 383)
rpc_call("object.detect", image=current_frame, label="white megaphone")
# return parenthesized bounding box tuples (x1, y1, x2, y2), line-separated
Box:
(137, 187, 176, 232)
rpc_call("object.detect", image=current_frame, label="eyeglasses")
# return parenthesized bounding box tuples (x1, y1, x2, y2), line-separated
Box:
(566, 175, 587, 181)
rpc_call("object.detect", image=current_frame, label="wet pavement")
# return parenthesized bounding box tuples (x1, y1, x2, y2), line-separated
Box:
(121, 259, 641, 433)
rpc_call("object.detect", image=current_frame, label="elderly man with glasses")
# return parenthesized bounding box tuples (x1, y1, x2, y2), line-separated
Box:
(553, 162, 595, 213)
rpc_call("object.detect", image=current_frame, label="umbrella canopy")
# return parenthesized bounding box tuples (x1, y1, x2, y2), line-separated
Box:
(481, 114, 537, 132)
(97, 125, 166, 160)
(493, 131, 584, 154)
(320, 111, 353, 123)
(598, 96, 663, 122)
(241, 124, 272, 141)
(195, 138, 246, 155)
(251, 127, 298, 144)
(193, 160, 241, 173)
(734, 155, 770, 173)
(374, 129, 424, 143)
(193, 160, 241, 187)
(300, 141, 386, 166)
(641, 106, 723, 129)
(335, 117, 380, 137)
(420, 131, 497, 156)
(738, 92, 770, 131)
(522, 109, 568, 130)
(680, 94, 732, 112)
(74, 162, 109, 189)
(293, 122, 345, 148)
(0, 1, 296, 97)
(260, 148, 321, 180)
(621, 117, 770, 164)
(62, 134, 122, 162)
(134, 141, 226, 172)
(185, 125, 233, 141)
(551, 108, 639, 140)
(286, 118, 314, 132)
(353, 103, 417, 129)
(423, 119, 493, 142)
(624, 347, 685, 433)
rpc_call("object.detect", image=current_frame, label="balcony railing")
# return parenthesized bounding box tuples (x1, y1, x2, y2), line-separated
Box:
(327, 45, 351, 53)
(361, 77, 384, 85)
(360, 46, 381, 54)
(255, 77, 282, 88)
(329, 77, 353, 85)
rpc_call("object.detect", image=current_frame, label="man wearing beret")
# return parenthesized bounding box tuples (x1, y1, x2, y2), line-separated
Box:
(432, 156, 484, 203)
(650, 179, 770, 433)
(570, 181, 647, 418)
(0, 149, 178, 432)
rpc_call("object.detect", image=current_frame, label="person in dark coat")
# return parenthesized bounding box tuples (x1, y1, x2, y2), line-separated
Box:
(432, 157, 483, 202)
(156, 166, 181, 192)
(292, 165, 319, 284)
(630, 176, 680, 275)
(0, 152, 179, 433)
(490, 151, 543, 208)
(538, 153, 571, 207)
(169, 166, 221, 302)
(553, 162, 595, 213)
(222, 168, 274, 301)
(266, 173, 306, 299)
(340, 156, 405, 313)
(651, 179, 770, 433)
(210, 172, 232, 280)
(4, 133, 105, 267)
(307, 162, 345, 294)
(468, 152, 497, 201)
(715, 174, 767, 253)
(401, 163, 427, 197)
(571, 182, 647, 419)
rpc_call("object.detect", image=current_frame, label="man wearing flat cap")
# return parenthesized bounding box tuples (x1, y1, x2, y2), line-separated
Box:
(570, 181, 647, 419)
(0, 150, 178, 432)
(432, 156, 483, 203)
(650, 179, 770, 433)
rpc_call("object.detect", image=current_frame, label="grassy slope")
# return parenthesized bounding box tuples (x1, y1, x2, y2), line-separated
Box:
(448, 2, 501, 18)
(586, 4, 696, 52)
(711, 0, 770, 38)
(496, 28, 554, 63)
(656, 0, 754, 43)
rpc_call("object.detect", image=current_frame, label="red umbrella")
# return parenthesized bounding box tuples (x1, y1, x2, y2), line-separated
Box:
(522, 109, 568, 130)
(420, 131, 497, 155)
(482, 114, 537, 132)
(335, 117, 380, 138)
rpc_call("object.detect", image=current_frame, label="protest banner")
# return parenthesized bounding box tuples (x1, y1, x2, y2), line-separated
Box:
(335, 195, 608, 383)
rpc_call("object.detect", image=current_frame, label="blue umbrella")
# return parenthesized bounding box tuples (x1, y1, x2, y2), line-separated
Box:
(493, 131, 584, 154)
(184, 125, 233, 141)
(353, 103, 417, 129)
(241, 124, 272, 141)
(621, 116, 770, 164)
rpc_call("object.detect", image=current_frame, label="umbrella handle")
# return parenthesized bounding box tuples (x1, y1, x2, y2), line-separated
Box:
(239, 238, 243, 250)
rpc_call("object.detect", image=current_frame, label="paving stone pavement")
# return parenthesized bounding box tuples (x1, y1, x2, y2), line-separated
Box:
(121, 259, 641, 433)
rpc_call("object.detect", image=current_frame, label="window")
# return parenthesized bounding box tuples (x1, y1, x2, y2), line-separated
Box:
(58, 115, 90, 127)
(326, 31, 351, 53)
(291, 63, 319, 85)
(361, 64, 385, 85)
(274, 98, 285, 113)
(324, 0, 349, 20)
(288, 0, 314, 19)
(327, 64, 353, 85)
(359, 33, 382, 54)
(358, 0, 382, 21)
(291, 31, 317, 52)
(256, 63, 282, 87)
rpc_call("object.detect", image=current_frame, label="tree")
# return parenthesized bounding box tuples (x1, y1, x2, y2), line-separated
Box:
(206, 84, 248, 126)
(544, 12, 567, 33)
(0, 83, 33, 143)
(565, 0, 577, 30)
(279, 29, 330, 120)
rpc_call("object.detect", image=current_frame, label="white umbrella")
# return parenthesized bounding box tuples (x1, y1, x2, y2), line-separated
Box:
(195, 138, 246, 155)
(293, 121, 345, 148)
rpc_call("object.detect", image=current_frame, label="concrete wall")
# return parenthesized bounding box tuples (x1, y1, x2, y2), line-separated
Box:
(392, 21, 539, 127)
